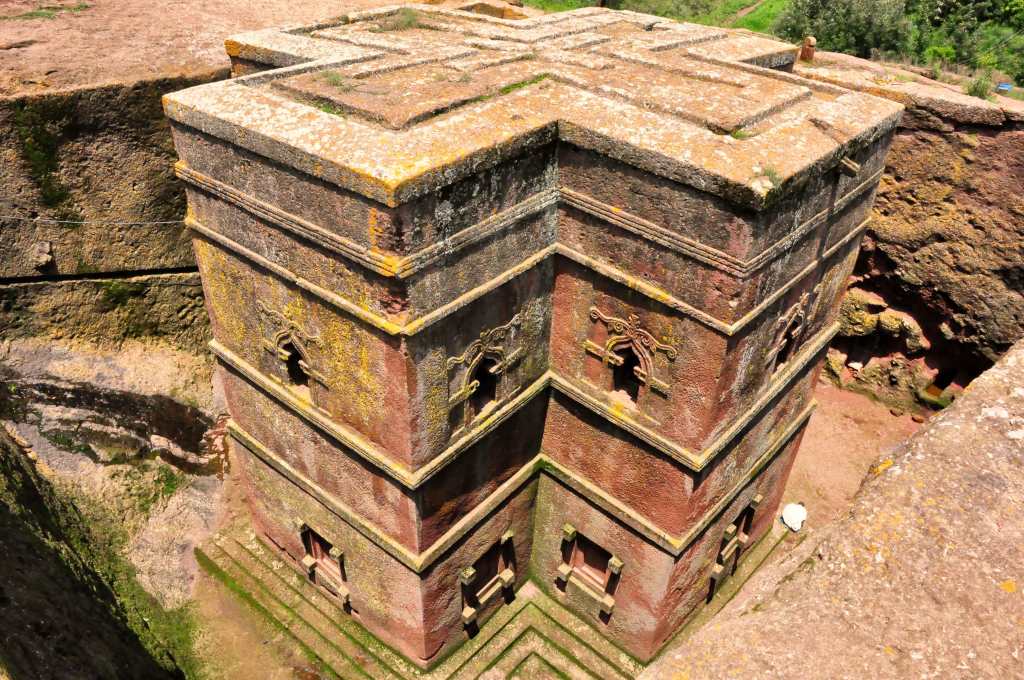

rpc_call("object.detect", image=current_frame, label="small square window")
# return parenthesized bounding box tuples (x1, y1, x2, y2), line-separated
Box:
(471, 540, 510, 599)
(571, 534, 612, 590)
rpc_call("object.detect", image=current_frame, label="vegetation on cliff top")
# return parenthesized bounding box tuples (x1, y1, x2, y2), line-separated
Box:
(523, 0, 1024, 92)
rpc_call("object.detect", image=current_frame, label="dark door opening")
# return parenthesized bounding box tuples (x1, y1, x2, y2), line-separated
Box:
(470, 357, 499, 419)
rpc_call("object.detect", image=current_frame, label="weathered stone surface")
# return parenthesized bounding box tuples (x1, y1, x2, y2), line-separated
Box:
(166, 5, 900, 670)
(646, 338, 1024, 679)
(0, 272, 208, 352)
(797, 52, 1024, 410)
(0, 77, 220, 278)
(0, 426, 181, 679)
(1, 337, 226, 610)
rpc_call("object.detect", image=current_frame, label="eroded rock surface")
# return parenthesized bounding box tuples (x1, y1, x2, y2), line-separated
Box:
(797, 52, 1024, 410)
(0, 338, 225, 608)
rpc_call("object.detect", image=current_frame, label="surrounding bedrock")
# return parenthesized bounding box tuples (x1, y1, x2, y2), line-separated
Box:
(0, 76, 216, 351)
(0, 0, 390, 352)
(795, 52, 1024, 412)
(0, 423, 181, 679)
(647, 337, 1024, 679)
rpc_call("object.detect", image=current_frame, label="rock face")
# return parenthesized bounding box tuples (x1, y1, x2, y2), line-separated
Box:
(796, 52, 1024, 410)
(0, 77, 219, 352)
(166, 4, 900, 670)
(0, 426, 181, 680)
(1, 338, 226, 609)
(645, 337, 1024, 680)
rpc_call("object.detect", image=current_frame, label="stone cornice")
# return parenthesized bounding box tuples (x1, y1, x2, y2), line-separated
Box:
(229, 398, 814, 571)
(184, 166, 870, 337)
(178, 161, 880, 283)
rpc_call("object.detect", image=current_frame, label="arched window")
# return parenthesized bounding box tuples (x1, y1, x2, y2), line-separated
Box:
(280, 340, 311, 401)
(469, 356, 500, 419)
(774, 322, 800, 371)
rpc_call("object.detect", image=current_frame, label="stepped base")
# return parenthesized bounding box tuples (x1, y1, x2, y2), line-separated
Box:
(197, 518, 785, 679)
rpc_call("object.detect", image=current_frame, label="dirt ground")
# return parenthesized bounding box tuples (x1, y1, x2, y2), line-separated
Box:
(783, 378, 922, 528)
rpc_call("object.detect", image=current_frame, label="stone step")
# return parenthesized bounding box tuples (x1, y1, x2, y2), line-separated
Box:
(203, 523, 646, 679)
(223, 529, 425, 678)
(526, 589, 643, 678)
(212, 533, 402, 679)
(204, 540, 375, 679)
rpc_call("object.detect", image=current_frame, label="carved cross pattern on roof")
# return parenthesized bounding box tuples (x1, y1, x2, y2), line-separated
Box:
(585, 306, 678, 396)
(169, 6, 903, 210)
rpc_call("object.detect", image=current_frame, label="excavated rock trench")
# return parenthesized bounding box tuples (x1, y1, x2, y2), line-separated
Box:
(0, 10, 1021, 677)
(0, 350, 227, 606)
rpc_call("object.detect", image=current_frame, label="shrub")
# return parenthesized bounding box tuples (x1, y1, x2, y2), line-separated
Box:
(774, 0, 912, 58)
(964, 71, 994, 98)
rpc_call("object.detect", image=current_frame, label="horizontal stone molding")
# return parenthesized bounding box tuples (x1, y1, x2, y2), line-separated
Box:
(179, 158, 878, 285)
(212, 318, 834, 489)
(229, 397, 814, 572)
(188, 200, 867, 338)
(177, 162, 559, 280)
(212, 339, 548, 485)
(560, 166, 881, 279)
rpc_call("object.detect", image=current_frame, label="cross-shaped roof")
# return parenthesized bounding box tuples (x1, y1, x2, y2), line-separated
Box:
(164, 5, 903, 208)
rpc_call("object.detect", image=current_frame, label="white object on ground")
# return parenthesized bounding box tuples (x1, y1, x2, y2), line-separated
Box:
(781, 503, 807, 532)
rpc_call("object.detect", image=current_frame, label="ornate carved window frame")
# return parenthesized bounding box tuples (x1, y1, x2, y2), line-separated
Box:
(584, 306, 678, 403)
(299, 523, 352, 610)
(555, 524, 623, 618)
(707, 494, 762, 601)
(256, 301, 327, 400)
(446, 314, 523, 437)
(765, 284, 821, 375)
(460, 529, 516, 632)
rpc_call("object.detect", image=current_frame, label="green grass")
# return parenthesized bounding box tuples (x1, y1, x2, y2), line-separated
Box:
(370, 8, 423, 32)
(499, 73, 550, 95)
(0, 3, 89, 20)
(313, 100, 347, 117)
(319, 71, 355, 92)
(520, 0, 593, 13)
(731, 0, 789, 33)
(964, 73, 994, 100)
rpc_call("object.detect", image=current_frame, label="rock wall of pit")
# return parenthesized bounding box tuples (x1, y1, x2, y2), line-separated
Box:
(0, 74, 223, 353)
(795, 53, 1024, 410)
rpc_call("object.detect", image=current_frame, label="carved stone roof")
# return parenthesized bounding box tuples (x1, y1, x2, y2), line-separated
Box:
(163, 5, 903, 209)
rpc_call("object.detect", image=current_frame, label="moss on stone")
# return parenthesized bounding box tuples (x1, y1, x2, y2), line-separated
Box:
(9, 98, 81, 220)
(0, 431, 201, 677)
(99, 280, 147, 307)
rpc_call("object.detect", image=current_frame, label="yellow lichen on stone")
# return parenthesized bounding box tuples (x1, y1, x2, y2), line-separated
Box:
(872, 458, 894, 475)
